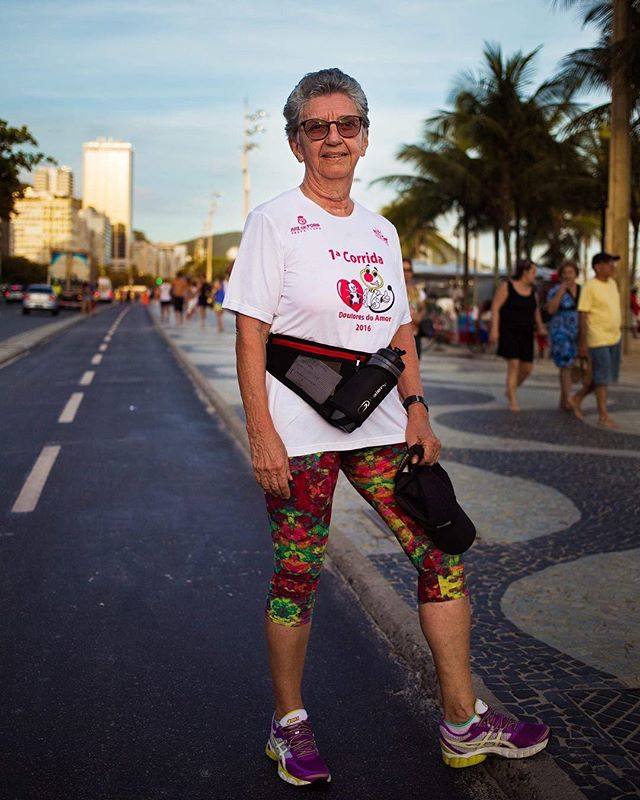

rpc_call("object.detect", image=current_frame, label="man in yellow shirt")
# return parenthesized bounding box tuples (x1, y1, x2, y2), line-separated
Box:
(570, 252, 621, 428)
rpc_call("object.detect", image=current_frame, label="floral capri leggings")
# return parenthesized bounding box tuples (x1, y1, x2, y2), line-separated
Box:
(264, 443, 467, 627)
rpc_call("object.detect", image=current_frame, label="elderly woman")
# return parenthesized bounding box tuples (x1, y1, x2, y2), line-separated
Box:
(545, 261, 581, 410)
(223, 68, 549, 787)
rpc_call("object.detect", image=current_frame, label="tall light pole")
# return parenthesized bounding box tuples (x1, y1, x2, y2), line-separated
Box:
(242, 101, 267, 220)
(205, 193, 221, 284)
(606, 0, 632, 353)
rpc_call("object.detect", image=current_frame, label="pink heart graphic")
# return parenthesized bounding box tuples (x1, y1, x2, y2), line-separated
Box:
(337, 278, 364, 311)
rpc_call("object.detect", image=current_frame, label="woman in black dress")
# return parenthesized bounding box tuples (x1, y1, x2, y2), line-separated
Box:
(490, 260, 547, 411)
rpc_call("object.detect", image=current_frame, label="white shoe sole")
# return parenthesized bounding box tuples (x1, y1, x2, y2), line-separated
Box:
(442, 736, 549, 768)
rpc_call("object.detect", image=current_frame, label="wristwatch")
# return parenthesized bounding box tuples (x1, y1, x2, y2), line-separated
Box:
(402, 395, 429, 413)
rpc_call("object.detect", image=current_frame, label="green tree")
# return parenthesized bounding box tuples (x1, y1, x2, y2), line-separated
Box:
(0, 120, 54, 274)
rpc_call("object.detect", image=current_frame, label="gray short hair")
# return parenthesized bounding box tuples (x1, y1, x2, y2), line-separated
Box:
(283, 68, 370, 139)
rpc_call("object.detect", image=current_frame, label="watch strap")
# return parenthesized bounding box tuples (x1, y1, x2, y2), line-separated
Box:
(402, 395, 429, 412)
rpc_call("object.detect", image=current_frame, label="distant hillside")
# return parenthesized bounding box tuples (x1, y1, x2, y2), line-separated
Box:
(180, 231, 242, 260)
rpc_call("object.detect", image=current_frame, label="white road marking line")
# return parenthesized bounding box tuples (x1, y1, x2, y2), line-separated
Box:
(11, 445, 61, 513)
(79, 370, 95, 386)
(99, 343, 108, 352)
(91, 354, 103, 365)
(58, 392, 84, 423)
(104, 335, 112, 342)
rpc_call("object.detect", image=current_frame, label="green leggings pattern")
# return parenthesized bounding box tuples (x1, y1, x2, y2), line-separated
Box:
(264, 443, 467, 627)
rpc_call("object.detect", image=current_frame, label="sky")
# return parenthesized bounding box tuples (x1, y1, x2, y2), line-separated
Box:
(2, 0, 601, 254)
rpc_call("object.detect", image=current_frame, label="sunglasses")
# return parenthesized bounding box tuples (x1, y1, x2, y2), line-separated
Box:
(298, 115, 364, 141)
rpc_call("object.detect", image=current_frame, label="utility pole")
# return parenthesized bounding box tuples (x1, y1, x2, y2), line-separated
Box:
(242, 101, 267, 220)
(606, 0, 632, 353)
(205, 194, 221, 284)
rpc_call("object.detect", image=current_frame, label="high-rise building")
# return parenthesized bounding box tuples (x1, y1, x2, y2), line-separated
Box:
(82, 138, 133, 271)
(33, 166, 74, 197)
(11, 187, 82, 264)
(79, 207, 112, 272)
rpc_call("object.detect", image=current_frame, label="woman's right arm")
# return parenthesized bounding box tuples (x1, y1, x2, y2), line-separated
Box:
(235, 313, 292, 499)
(545, 284, 566, 316)
(489, 282, 508, 345)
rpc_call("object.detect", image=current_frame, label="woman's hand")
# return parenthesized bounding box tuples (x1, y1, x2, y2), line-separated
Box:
(249, 428, 293, 499)
(405, 406, 441, 466)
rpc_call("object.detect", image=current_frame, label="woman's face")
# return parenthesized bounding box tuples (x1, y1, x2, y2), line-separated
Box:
(289, 93, 368, 183)
(561, 266, 578, 284)
(523, 265, 537, 284)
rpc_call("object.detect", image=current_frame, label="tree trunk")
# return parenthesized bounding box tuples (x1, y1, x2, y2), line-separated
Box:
(606, 0, 632, 352)
(600, 200, 607, 249)
(502, 225, 512, 275)
(632, 220, 639, 288)
(515, 205, 522, 262)
(463, 213, 470, 309)
(493, 226, 500, 289)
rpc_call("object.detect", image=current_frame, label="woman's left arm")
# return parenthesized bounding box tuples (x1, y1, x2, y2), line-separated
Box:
(390, 322, 441, 466)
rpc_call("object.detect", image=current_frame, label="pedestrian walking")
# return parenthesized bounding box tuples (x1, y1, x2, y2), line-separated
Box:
(81, 281, 93, 315)
(213, 279, 225, 333)
(570, 252, 622, 428)
(185, 279, 199, 320)
(197, 279, 211, 329)
(171, 273, 188, 326)
(159, 279, 172, 323)
(223, 67, 549, 789)
(403, 257, 426, 358)
(631, 287, 640, 339)
(490, 260, 547, 411)
(545, 261, 581, 411)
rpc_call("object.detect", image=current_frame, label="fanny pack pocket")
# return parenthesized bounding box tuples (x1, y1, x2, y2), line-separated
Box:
(266, 334, 405, 433)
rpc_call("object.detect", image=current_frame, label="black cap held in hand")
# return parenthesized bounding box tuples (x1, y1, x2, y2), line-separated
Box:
(394, 446, 476, 555)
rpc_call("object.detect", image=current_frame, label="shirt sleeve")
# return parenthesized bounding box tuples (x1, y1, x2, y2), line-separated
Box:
(577, 282, 592, 313)
(222, 211, 284, 324)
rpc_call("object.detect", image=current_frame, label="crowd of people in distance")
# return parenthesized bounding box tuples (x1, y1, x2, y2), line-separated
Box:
(405, 251, 628, 429)
(156, 272, 228, 332)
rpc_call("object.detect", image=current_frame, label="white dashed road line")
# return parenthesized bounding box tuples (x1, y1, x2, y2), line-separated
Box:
(58, 392, 84, 424)
(99, 343, 108, 352)
(11, 445, 61, 514)
(91, 354, 103, 366)
(79, 370, 95, 386)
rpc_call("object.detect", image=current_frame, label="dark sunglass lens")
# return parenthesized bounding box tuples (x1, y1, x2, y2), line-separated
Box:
(337, 117, 361, 137)
(304, 120, 329, 140)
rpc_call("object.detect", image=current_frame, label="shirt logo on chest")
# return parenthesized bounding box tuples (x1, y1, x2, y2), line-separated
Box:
(373, 228, 389, 245)
(290, 214, 321, 235)
(336, 265, 395, 313)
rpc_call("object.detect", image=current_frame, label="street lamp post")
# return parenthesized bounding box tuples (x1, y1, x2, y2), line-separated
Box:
(242, 101, 267, 220)
(205, 194, 221, 284)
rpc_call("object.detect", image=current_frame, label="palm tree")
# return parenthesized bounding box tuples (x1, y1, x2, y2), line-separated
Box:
(552, 1, 640, 126)
(429, 43, 578, 272)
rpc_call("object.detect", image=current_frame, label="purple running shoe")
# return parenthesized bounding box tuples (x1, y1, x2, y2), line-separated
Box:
(440, 699, 550, 768)
(265, 709, 331, 787)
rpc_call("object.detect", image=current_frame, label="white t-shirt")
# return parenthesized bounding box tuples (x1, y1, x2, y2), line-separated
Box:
(159, 282, 172, 302)
(223, 187, 412, 457)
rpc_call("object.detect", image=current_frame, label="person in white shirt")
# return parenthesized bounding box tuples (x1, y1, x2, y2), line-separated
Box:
(159, 280, 172, 323)
(223, 68, 548, 787)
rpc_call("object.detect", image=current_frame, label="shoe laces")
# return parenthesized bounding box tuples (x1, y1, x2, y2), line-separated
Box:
(482, 707, 519, 734)
(281, 720, 318, 758)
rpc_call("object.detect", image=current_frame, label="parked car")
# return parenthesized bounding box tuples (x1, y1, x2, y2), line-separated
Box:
(22, 284, 60, 315)
(4, 283, 25, 303)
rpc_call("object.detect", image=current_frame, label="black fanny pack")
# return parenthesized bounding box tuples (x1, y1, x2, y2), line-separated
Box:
(266, 333, 405, 433)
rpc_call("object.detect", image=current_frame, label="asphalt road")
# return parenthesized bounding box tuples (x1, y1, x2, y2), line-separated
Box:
(0, 305, 501, 800)
(0, 301, 70, 342)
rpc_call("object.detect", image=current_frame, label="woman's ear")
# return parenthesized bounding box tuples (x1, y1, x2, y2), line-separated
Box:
(360, 129, 369, 158)
(288, 135, 304, 163)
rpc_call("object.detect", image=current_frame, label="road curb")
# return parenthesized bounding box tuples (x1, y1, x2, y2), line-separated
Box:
(150, 310, 586, 800)
(0, 307, 108, 368)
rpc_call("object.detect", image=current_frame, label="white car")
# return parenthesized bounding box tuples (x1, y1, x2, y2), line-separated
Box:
(95, 277, 114, 302)
(22, 284, 60, 315)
